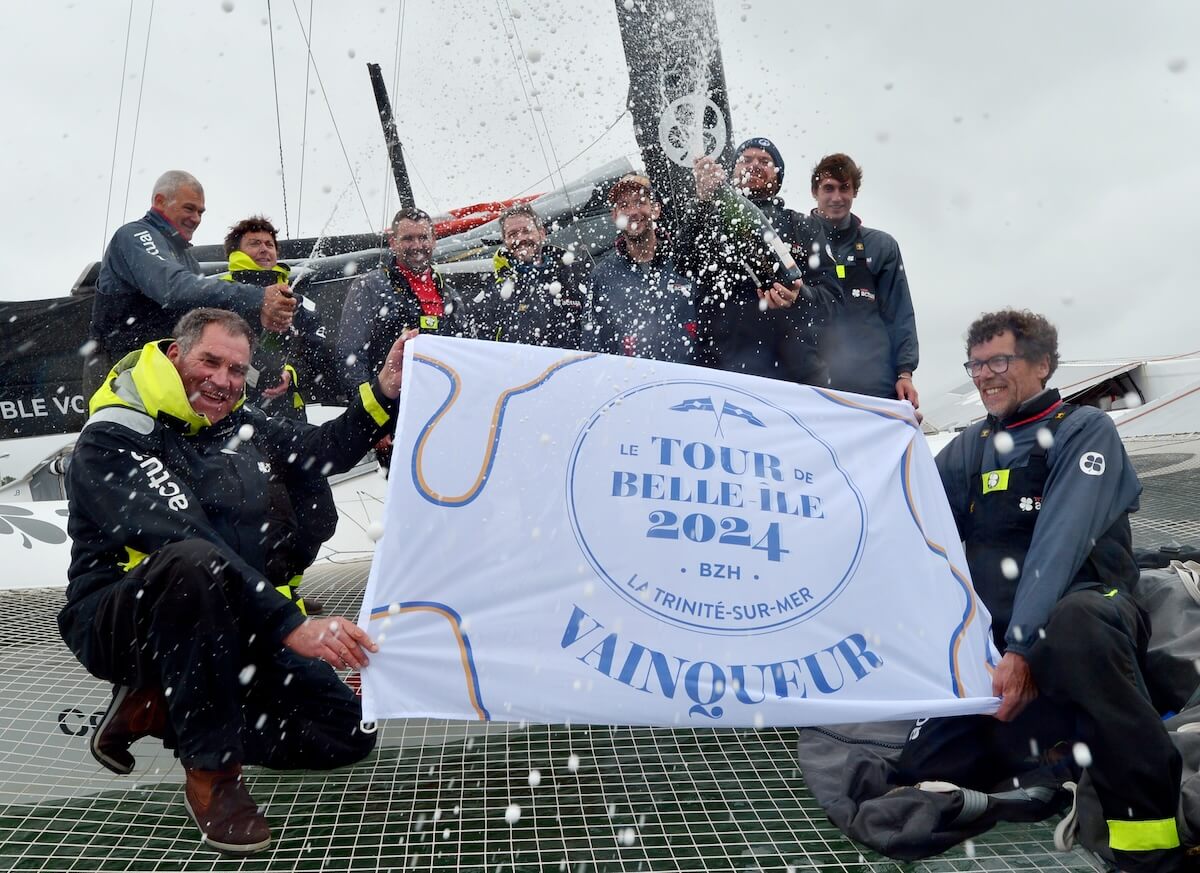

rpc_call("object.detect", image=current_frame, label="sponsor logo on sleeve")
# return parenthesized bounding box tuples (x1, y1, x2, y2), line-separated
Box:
(1079, 452, 1106, 476)
(129, 451, 189, 510)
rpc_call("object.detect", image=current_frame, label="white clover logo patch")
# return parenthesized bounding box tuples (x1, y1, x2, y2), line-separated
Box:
(1079, 452, 1106, 476)
(1018, 496, 1042, 512)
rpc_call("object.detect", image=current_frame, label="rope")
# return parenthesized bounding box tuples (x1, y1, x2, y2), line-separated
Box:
(262, 0, 288, 237)
(101, 0, 136, 257)
(265, 0, 290, 237)
(120, 0, 156, 224)
(501, 0, 570, 202)
(494, 0, 559, 200)
(511, 109, 630, 198)
(381, 0, 406, 227)
(295, 0, 313, 236)
(288, 0, 374, 229)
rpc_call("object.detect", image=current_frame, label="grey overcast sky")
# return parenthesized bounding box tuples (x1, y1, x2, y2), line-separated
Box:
(1, 0, 1197, 401)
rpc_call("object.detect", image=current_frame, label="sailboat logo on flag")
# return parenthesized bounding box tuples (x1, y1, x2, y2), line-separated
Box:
(566, 380, 867, 635)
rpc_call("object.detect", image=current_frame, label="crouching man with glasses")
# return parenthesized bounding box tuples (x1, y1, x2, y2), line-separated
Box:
(896, 309, 1186, 872)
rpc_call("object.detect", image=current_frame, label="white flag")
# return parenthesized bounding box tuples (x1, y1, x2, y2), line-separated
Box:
(359, 336, 1000, 727)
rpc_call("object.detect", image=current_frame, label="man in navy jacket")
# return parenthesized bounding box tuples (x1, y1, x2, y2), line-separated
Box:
(899, 310, 1184, 873)
(88, 171, 297, 389)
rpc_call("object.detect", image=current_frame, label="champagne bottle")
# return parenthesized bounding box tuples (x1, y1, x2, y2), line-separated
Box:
(233, 268, 289, 392)
(711, 182, 804, 288)
(254, 328, 287, 393)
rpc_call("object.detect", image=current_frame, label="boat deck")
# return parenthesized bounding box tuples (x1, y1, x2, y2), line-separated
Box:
(0, 568, 1110, 872)
(8, 437, 1198, 871)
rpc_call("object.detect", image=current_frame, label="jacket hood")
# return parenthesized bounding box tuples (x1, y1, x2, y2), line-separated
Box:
(89, 339, 245, 435)
(224, 250, 291, 280)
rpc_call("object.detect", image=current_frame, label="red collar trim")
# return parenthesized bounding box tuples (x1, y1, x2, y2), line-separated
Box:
(1005, 399, 1064, 430)
(151, 207, 189, 240)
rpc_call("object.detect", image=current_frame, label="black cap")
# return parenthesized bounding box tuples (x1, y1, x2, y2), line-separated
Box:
(735, 137, 785, 185)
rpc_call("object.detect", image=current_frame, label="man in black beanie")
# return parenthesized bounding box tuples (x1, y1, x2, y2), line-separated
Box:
(683, 138, 842, 386)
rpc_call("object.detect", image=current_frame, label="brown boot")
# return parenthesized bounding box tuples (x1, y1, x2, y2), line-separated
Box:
(184, 765, 271, 855)
(90, 685, 167, 775)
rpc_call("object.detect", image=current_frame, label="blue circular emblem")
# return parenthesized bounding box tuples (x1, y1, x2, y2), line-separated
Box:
(566, 380, 866, 635)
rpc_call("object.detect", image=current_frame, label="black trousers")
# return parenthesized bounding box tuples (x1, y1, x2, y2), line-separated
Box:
(66, 539, 376, 772)
(896, 589, 1184, 873)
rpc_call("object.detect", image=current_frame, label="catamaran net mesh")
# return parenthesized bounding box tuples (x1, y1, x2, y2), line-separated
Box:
(1126, 434, 1200, 549)
(0, 563, 1121, 872)
(6, 437, 1197, 871)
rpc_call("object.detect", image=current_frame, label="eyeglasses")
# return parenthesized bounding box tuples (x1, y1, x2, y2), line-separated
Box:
(963, 354, 1023, 377)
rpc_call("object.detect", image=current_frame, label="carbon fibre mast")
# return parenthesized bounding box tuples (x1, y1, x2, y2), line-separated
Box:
(613, 0, 735, 237)
(366, 62, 415, 211)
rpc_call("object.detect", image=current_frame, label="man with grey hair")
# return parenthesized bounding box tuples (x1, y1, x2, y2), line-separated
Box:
(61, 307, 415, 854)
(88, 170, 297, 390)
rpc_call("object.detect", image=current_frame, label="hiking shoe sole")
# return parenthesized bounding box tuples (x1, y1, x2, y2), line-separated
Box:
(184, 794, 271, 856)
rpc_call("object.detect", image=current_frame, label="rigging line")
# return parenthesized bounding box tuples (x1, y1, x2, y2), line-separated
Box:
(384, 2, 442, 216)
(295, 0, 314, 236)
(101, 0, 136, 257)
(266, 0, 290, 238)
(408, 162, 442, 216)
(288, 0, 374, 229)
(120, 0, 156, 225)
(494, 0, 558, 200)
(381, 0, 406, 228)
(510, 108, 630, 198)
(502, 0, 571, 204)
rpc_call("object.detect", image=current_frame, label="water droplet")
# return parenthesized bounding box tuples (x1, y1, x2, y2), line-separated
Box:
(993, 431, 1015, 454)
(220, 0, 234, 11)
(1072, 741, 1092, 767)
(567, 753, 580, 773)
(618, 826, 637, 846)
(528, 769, 541, 787)
(1036, 427, 1054, 449)
(367, 521, 386, 542)
(238, 424, 255, 441)
(1000, 557, 1019, 579)
(239, 664, 256, 685)
(504, 803, 521, 824)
